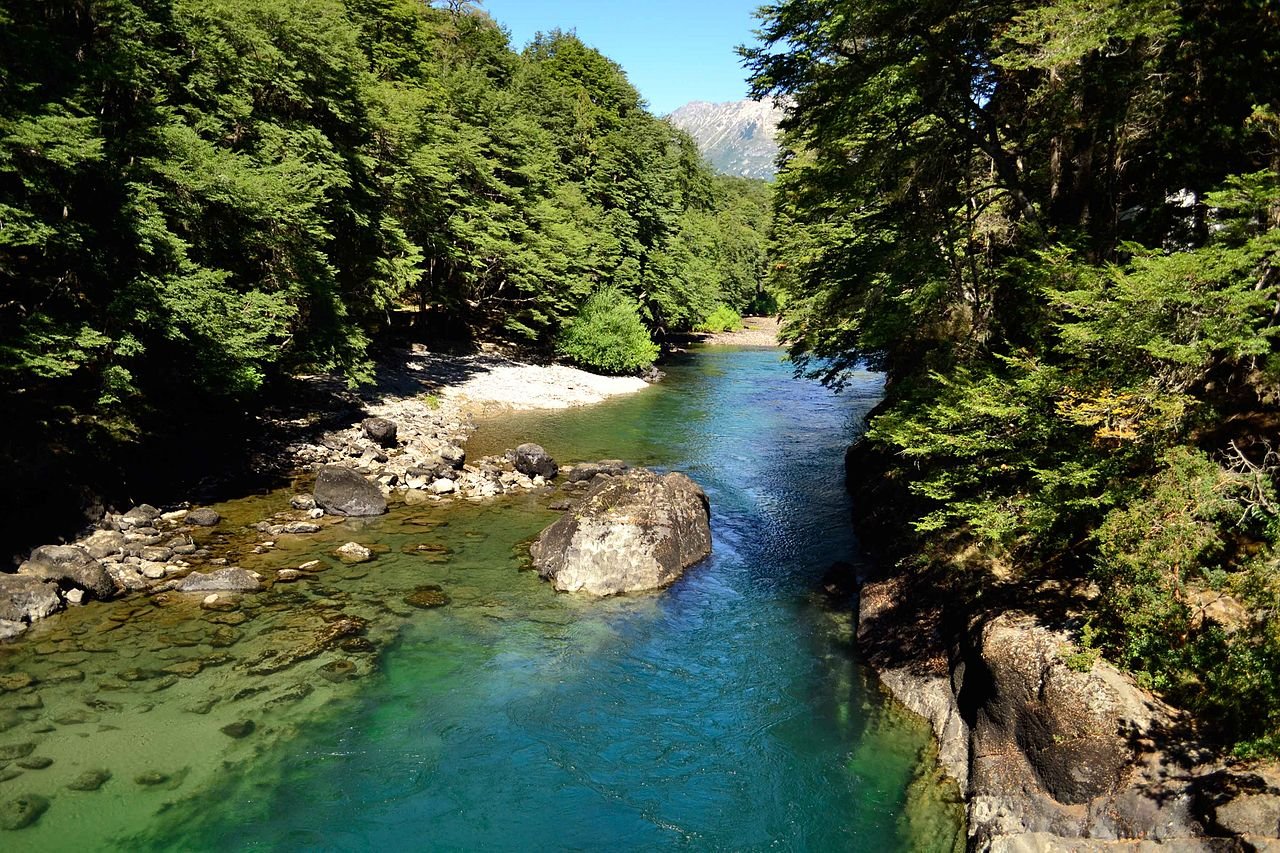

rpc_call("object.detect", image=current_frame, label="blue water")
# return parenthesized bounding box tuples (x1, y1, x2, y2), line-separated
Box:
(129, 346, 961, 851)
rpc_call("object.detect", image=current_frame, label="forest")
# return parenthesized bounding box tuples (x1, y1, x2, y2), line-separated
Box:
(0, 0, 770, 549)
(746, 0, 1280, 755)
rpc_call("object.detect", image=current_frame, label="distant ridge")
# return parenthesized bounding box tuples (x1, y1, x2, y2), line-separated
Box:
(667, 98, 783, 180)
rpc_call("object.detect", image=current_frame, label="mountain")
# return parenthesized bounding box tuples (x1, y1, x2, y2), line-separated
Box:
(667, 98, 783, 180)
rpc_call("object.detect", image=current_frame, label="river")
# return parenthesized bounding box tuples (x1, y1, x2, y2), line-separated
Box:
(0, 345, 962, 850)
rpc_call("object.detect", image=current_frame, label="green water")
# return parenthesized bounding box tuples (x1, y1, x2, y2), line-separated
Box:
(0, 346, 963, 851)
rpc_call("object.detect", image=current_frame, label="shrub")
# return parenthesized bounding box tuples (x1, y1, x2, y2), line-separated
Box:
(695, 305, 744, 333)
(556, 288, 659, 375)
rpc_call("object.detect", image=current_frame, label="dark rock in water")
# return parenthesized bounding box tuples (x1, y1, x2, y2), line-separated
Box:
(566, 459, 629, 483)
(66, 768, 111, 791)
(510, 443, 557, 479)
(0, 573, 61, 622)
(175, 568, 262, 593)
(15, 757, 51, 770)
(404, 585, 450, 609)
(0, 743, 36, 761)
(19, 545, 118, 601)
(530, 468, 711, 596)
(313, 465, 387, 517)
(220, 720, 255, 739)
(209, 627, 240, 648)
(244, 617, 368, 675)
(266, 682, 314, 707)
(185, 508, 220, 527)
(0, 769, 21, 783)
(362, 417, 398, 447)
(134, 771, 169, 786)
(319, 660, 357, 683)
(0, 793, 49, 830)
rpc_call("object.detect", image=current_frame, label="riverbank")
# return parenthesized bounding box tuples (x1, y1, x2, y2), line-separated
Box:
(843, 439, 1280, 850)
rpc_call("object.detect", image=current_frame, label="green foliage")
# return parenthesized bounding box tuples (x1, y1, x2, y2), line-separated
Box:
(695, 305, 744, 334)
(749, 0, 1280, 751)
(556, 288, 659, 375)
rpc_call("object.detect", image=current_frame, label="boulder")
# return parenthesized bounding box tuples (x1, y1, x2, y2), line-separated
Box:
(19, 545, 117, 600)
(510, 443, 557, 479)
(0, 575, 62, 624)
(361, 417, 398, 447)
(0, 793, 49, 830)
(313, 465, 386, 517)
(439, 444, 465, 469)
(82, 530, 125, 559)
(289, 494, 317, 511)
(335, 542, 373, 564)
(175, 568, 263, 593)
(185, 508, 220, 527)
(530, 468, 711, 596)
(429, 478, 456, 495)
(119, 504, 161, 528)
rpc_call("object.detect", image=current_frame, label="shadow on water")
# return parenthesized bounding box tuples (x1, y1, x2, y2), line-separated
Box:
(102, 346, 962, 851)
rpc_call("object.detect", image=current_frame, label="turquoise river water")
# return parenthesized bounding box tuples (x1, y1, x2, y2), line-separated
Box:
(0, 345, 963, 851)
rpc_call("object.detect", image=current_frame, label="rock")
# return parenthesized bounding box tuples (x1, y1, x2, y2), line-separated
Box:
(19, 545, 118, 601)
(0, 621, 26, 641)
(0, 673, 33, 692)
(15, 757, 51, 770)
(290, 494, 317, 511)
(335, 542, 373, 564)
(0, 575, 62, 624)
(66, 768, 111, 791)
(244, 616, 367, 675)
(220, 720, 255, 739)
(319, 659, 357, 682)
(313, 465, 387, 517)
(82, 530, 125, 559)
(510, 443, 558, 479)
(120, 504, 161, 528)
(134, 771, 169, 786)
(175, 568, 263, 593)
(0, 794, 49, 830)
(566, 459, 629, 483)
(362, 417, 399, 447)
(439, 444, 465, 469)
(282, 522, 322, 535)
(297, 560, 321, 571)
(404, 585, 450, 609)
(530, 468, 711, 596)
(0, 743, 35, 760)
(139, 546, 172, 562)
(185, 508, 220, 527)
(140, 562, 167, 580)
(429, 478, 456, 495)
(275, 569, 302, 583)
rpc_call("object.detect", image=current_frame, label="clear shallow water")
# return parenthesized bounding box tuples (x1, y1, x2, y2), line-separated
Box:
(1, 346, 962, 851)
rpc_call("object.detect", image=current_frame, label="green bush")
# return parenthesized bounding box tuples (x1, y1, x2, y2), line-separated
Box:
(556, 288, 659, 374)
(695, 305, 744, 333)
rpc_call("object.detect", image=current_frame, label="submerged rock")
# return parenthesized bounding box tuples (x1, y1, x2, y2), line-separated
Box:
(404, 585, 450, 609)
(530, 468, 711, 596)
(565, 459, 629, 483)
(66, 768, 111, 791)
(220, 720, 255, 739)
(313, 465, 387, 517)
(0, 793, 49, 830)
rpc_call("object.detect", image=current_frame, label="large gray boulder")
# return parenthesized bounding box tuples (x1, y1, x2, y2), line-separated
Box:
(511, 443, 557, 479)
(313, 465, 386, 517)
(530, 468, 711, 596)
(0, 575, 62, 624)
(362, 417, 398, 447)
(19, 545, 118, 600)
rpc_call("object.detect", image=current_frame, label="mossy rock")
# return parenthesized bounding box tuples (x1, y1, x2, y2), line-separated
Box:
(0, 793, 49, 830)
(404, 585, 451, 609)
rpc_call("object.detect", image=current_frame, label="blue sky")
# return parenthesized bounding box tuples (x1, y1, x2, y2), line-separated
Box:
(480, 0, 765, 115)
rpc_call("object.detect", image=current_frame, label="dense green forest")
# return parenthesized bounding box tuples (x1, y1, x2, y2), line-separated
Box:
(0, 0, 770, 551)
(747, 0, 1280, 754)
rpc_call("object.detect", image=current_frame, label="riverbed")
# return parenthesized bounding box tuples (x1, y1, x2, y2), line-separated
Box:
(0, 346, 962, 850)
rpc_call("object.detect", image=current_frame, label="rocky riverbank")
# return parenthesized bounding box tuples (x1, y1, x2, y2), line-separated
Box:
(1, 348, 652, 641)
(842, 439, 1280, 852)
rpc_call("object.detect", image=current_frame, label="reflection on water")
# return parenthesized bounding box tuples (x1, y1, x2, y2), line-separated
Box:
(0, 346, 962, 851)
